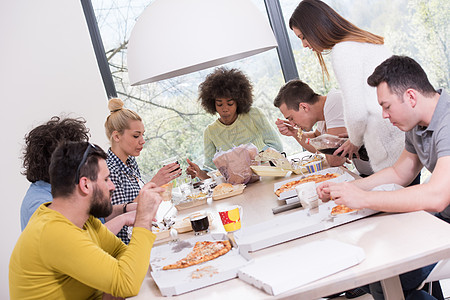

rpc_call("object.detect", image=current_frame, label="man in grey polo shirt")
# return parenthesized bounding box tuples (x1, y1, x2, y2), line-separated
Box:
(317, 55, 450, 299)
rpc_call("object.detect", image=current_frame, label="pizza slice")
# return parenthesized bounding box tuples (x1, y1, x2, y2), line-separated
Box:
(331, 204, 358, 216)
(162, 240, 231, 270)
(275, 173, 339, 197)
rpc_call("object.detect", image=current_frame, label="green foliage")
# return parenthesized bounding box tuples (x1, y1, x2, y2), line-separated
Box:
(94, 0, 449, 178)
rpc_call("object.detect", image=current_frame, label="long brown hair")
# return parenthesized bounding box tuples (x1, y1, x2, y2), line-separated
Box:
(289, 0, 384, 79)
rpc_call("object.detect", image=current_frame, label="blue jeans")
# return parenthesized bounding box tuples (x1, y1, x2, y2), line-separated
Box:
(360, 263, 436, 300)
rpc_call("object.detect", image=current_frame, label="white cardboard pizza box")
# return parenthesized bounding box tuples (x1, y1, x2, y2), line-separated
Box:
(274, 167, 354, 201)
(234, 201, 378, 253)
(237, 239, 365, 296)
(150, 233, 251, 297)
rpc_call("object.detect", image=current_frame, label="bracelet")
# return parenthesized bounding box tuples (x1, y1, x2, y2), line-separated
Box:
(123, 202, 130, 214)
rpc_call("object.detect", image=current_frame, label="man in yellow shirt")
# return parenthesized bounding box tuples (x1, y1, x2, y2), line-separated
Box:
(9, 141, 163, 299)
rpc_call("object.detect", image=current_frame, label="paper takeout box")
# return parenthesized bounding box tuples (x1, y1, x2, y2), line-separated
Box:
(274, 167, 354, 201)
(234, 201, 378, 253)
(150, 233, 252, 296)
(237, 239, 365, 296)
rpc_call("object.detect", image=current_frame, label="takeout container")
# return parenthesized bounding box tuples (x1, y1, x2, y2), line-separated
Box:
(234, 201, 378, 253)
(250, 165, 289, 177)
(274, 167, 353, 201)
(150, 233, 252, 296)
(237, 239, 365, 296)
(174, 192, 208, 211)
(212, 184, 246, 201)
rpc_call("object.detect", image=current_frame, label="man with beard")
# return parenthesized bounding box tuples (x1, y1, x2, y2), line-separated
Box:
(9, 141, 163, 299)
(20, 116, 138, 234)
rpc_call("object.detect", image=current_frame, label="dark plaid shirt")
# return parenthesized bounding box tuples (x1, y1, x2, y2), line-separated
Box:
(106, 148, 141, 244)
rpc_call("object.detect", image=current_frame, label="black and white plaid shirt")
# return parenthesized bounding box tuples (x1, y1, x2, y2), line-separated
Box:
(107, 148, 141, 244)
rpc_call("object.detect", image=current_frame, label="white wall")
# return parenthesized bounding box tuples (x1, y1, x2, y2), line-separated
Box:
(0, 1, 109, 297)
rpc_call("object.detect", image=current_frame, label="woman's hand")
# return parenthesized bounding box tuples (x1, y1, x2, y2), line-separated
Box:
(275, 118, 298, 137)
(186, 158, 210, 180)
(150, 162, 182, 186)
(333, 140, 360, 160)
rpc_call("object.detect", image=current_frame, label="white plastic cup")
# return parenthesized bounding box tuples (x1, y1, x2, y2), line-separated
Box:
(295, 182, 319, 209)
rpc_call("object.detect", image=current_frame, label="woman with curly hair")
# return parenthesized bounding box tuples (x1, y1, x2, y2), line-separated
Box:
(187, 67, 283, 180)
(20, 116, 137, 235)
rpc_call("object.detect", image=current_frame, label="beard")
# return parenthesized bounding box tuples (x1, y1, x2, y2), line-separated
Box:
(89, 185, 113, 218)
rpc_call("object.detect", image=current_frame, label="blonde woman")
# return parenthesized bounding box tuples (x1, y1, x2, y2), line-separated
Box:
(105, 98, 181, 244)
(289, 0, 404, 173)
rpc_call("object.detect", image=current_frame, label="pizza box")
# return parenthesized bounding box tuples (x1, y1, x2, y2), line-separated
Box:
(212, 184, 246, 201)
(150, 233, 252, 296)
(250, 166, 289, 177)
(237, 239, 365, 296)
(274, 167, 354, 201)
(234, 201, 378, 253)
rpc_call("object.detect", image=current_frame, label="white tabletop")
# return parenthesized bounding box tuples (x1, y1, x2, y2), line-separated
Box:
(132, 168, 450, 300)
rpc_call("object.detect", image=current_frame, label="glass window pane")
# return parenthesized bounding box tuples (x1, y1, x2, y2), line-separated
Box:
(279, 0, 449, 92)
(93, 0, 300, 178)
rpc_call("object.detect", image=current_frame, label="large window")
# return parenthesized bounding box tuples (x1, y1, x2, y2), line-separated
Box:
(279, 0, 449, 94)
(92, 0, 449, 179)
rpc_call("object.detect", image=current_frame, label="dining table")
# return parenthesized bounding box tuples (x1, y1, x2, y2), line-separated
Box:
(132, 164, 450, 300)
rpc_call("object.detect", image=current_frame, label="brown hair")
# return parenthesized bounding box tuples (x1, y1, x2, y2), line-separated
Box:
(368, 55, 436, 98)
(50, 142, 107, 198)
(104, 98, 142, 142)
(274, 80, 320, 111)
(22, 116, 90, 183)
(289, 0, 384, 79)
(199, 67, 253, 115)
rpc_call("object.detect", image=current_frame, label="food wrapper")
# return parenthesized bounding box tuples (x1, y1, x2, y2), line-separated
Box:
(254, 147, 291, 170)
(212, 143, 259, 185)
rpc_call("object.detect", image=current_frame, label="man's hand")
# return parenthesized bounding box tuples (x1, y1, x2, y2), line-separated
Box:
(133, 182, 163, 231)
(151, 162, 182, 186)
(275, 118, 298, 137)
(316, 182, 332, 202)
(334, 140, 360, 160)
(327, 182, 368, 209)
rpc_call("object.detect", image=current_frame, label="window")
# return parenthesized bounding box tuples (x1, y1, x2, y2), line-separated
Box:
(92, 0, 449, 179)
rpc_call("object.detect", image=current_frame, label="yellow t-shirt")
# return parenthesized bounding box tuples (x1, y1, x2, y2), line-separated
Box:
(9, 203, 155, 299)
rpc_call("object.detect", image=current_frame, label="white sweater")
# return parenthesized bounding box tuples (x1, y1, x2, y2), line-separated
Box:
(331, 41, 404, 172)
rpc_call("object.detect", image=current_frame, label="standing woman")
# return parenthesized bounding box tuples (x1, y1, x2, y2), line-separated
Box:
(289, 0, 404, 173)
(105, 98, 182, 244)
(186, 67, 283, 180)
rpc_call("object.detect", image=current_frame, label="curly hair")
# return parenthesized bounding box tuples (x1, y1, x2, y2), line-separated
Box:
(199, 67, 253, 115)
(22, 116, 90, 183)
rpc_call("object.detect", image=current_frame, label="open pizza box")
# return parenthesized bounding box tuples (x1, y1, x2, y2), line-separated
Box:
(234, 200, 378, 253)
(150, 233, 252, 296)
(237, 239, 365, 296)
(236, 183, 402, 253)
(274, 167, 355, 202)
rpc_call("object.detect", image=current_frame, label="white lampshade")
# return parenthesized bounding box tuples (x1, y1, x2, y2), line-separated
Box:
(127, 0, 278, 86)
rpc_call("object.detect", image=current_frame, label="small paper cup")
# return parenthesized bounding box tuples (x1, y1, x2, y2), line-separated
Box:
(305, 160, 323, 173)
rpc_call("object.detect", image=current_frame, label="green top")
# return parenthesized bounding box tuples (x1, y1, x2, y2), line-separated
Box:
(203, 107, 283, 169)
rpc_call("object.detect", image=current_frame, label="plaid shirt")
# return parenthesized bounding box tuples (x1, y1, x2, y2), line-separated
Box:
(107, 148, 141, 244)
